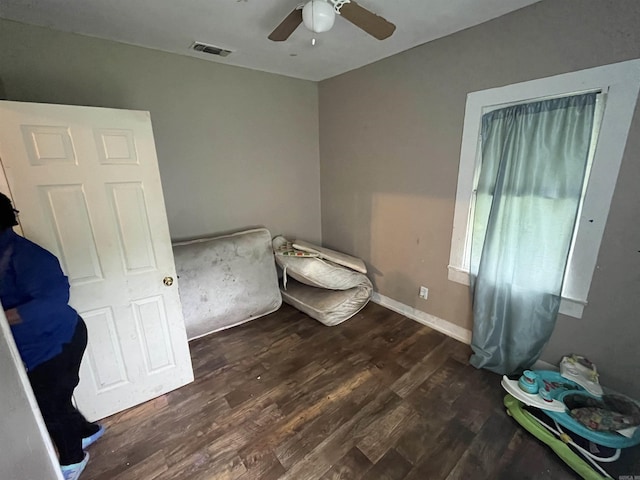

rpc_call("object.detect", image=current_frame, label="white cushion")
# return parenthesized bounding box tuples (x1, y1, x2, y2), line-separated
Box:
(273, 236, 368, 291)
(280, 278, 371, 326)
(272, 235, 372, 326)
(292, 239, 367, 274)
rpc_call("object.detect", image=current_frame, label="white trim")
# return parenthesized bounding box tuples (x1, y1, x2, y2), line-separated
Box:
(447, 265, 470, 286)
(448, 59, 640, 319)
(371, 292, 472, 344)
(446, 267, 585, 318)
(0, 310, 63, 480)
(558, 297, 585, 319)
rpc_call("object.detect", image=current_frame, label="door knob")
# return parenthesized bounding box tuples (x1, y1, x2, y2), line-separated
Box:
(163, 276, 174, 286)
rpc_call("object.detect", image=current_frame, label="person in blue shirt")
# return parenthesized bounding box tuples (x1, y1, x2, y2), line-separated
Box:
(0, 192, 104, 480)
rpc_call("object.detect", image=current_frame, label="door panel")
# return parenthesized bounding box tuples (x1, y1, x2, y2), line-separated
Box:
(107, 182, 157, 272)
(21, 124, 76, 166)
(132, 296, 176, 373)
(0, 101, 194, 421)
(39, 184, 104, 284)
(83, 307, 129, 392)
(94, 128, 138, 164)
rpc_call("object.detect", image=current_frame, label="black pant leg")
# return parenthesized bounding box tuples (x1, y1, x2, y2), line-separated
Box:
(28, 317, 89, 465)
(56, 318, 99, 437)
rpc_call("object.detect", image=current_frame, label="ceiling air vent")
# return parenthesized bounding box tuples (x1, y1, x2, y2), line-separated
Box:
(191, 42, 232, 57)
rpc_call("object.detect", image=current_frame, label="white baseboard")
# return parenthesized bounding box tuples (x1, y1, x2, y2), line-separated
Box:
(371, 292, 472, 345)
(369, 292, 563, 369)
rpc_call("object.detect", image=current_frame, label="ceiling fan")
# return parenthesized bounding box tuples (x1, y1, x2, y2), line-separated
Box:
(268, 0, 396, 42)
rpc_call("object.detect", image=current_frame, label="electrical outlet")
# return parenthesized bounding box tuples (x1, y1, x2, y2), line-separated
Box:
(419, 286, 429, 299)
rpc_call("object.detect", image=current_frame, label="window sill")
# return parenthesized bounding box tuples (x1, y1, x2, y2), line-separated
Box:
(447, 265, 585, 319)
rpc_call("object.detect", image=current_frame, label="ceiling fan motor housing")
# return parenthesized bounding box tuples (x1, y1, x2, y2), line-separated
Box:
(268, 0, 394, 42)
(302, 0, 336, 33)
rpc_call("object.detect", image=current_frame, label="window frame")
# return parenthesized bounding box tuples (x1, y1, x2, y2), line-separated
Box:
(448, 59, 640, 318)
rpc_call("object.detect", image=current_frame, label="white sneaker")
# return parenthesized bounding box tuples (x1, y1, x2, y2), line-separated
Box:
(61, 452, 89, 480)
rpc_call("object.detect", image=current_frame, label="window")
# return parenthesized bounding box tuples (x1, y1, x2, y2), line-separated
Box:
(448, 60, 640, 318)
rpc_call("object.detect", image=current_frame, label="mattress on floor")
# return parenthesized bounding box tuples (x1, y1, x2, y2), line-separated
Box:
(273, 235, 372, 326)
(279, 277, 372, 326)
(173, 228, 281, 340)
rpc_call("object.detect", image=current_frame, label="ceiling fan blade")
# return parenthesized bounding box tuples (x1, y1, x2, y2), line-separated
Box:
(268, 8, 303, 42)
(339, 1, 396, 40)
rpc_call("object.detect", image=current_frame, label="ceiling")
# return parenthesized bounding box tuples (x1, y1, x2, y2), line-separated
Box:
(0, 0, 540, 81)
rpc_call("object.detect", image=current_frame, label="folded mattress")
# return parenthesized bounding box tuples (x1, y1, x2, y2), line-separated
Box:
(273, 236, 372, 326)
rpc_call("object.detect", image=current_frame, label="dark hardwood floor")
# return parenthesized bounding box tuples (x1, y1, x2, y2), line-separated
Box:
(82, 303, 584, 480)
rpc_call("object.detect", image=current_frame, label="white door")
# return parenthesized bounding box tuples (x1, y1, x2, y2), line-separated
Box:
(0, 101, 193, 421)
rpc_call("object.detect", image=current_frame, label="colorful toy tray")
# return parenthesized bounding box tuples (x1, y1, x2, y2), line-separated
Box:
(531, 370, 640, 449)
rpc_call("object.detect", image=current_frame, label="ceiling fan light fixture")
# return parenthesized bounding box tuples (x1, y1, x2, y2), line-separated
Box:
(302, 0, 336, 33)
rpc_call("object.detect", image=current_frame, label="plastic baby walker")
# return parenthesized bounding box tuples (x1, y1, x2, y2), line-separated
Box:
(501, 354, 640, 479)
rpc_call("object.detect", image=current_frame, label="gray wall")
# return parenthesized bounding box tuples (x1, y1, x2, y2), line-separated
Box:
(0, 19, 322, 244)
(1, 2, 639, 399)
(319, 0, 640, 397)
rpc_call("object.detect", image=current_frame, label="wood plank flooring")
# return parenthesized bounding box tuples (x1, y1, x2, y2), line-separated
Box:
(82, 303, 586, 480)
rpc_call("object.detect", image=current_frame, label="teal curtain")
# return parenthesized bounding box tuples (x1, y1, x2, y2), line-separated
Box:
(470, 93, 597, 374)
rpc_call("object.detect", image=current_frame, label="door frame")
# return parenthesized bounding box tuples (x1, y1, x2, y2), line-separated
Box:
(0, 309, 62, 480)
